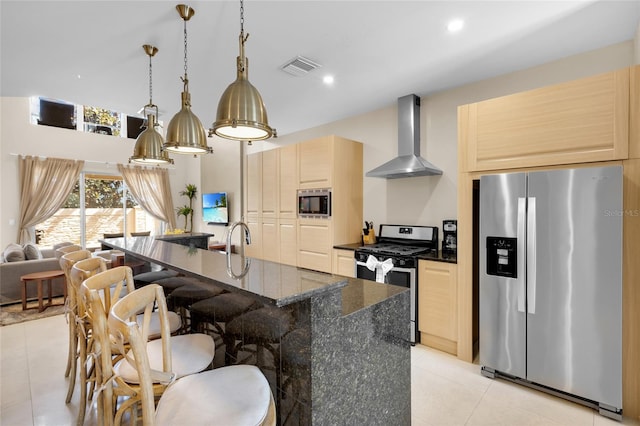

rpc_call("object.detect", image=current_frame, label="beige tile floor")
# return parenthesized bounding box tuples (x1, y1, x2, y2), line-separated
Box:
(1, 314, 638, 426)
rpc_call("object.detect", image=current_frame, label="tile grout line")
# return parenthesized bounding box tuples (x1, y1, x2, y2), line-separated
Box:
(463, 377, 492, 425)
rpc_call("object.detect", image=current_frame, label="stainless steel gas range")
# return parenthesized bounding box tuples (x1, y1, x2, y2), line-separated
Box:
(355, 224, 438, 344)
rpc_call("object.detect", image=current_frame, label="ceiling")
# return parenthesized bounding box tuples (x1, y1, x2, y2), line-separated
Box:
(2, 1, 639, 137)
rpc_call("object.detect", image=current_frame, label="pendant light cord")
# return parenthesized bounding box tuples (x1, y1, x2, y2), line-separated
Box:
(148, 53, 153, 106)
(240, 0, 244, 35)
(183, 18, 188, 82)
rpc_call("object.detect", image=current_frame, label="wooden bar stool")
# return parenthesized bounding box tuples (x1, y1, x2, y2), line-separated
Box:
(108, 284, 276, 426)
(20, 269, 66, 312)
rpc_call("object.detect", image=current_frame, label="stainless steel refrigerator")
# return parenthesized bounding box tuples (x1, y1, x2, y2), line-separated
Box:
(479, 165, 622, 420)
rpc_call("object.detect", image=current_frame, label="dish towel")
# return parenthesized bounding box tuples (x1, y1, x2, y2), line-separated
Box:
(365, 255, 394, 283)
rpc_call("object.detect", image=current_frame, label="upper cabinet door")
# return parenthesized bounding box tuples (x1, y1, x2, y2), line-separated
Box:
(461, 68, 630, 172)
(298, 137, 333, 189)
(245, 152, 262, 217)
(279, 144, 298, 219)
(261, 149, 278, 218)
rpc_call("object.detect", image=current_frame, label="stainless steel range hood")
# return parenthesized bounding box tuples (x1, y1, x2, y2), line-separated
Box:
(366, 94, 443, 179)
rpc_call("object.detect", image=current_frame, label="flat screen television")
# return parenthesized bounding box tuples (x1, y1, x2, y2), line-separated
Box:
(202, 192, 228, 225)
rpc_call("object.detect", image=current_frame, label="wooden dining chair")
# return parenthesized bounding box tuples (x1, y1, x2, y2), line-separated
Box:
(82, 268, 215, 426)
(55, 244, 82, 259)
(68, 256, 108, 426)
(58, 249, 92, 405)
(109, 284, 276, 426)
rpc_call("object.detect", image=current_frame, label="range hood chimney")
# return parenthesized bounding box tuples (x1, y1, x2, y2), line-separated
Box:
(366, 94, 443, 179)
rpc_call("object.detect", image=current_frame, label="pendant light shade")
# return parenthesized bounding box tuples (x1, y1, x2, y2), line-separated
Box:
(130, 45, 174, 165)
(211, 0, 275, 141)
(131, 113, 174, 164)
(165, 4, 212, 154)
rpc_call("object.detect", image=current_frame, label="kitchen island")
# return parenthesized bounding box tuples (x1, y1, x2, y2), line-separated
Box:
(101, 236, 411, 425)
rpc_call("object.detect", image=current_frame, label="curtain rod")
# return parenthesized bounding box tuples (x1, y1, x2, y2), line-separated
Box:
(8, 153, 175, 169)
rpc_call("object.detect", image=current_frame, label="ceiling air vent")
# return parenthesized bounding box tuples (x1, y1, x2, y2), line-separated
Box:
(280, 56, 321, 77)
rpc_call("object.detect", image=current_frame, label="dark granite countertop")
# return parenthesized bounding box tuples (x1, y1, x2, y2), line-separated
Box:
(155, 232, 214, 242)
(334, 243, 457, 264)
(341, 277, 408, 316)
(101, 236, 349, 307)
(417, 252, 457, 264)
(333, 242, 365, 251)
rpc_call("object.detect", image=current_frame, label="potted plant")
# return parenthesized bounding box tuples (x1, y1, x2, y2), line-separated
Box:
(178, 184, 198, 233)
(176, 205, 193, 232)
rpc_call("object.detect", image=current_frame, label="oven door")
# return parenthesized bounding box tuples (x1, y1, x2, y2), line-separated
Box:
(355, 259, 416, 344)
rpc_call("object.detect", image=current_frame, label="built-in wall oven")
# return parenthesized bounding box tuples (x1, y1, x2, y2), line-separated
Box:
(355, 224, 438, 344)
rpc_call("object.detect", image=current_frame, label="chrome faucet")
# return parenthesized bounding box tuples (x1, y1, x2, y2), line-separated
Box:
(227, 220, 251, 253)
(225, 221, 251, 279)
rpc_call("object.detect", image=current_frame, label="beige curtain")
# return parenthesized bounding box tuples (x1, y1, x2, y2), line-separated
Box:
(18, 156, 84, 244)
(117, 164, 176, 230)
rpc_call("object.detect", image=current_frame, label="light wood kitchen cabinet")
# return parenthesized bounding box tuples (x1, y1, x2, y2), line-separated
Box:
(460, 68, 630, 172)
(246, 152, 262, 217)
(244, 135, 363, 273)
(261, 218, 279, 263)
(244, 215, 262, 259)
(279, 144, 298, 219)
(332, 249, 355, 277)
(278, 218, 297, 266)
(297, 218, 333, 273)
(418, 259, 457, 355)
(298, 137, 333, 189)
(261, 149, 278, 218)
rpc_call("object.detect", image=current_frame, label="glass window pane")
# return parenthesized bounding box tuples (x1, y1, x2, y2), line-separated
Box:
(83, 106, 121, 136)
(36, 173, 162, 249)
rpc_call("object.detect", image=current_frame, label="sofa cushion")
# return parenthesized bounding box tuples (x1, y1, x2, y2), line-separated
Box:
(23, 243, 43, 260)
(52, 241, 73, 251)
(3, 244, 25, 262)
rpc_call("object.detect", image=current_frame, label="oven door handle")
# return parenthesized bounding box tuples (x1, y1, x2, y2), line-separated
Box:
(355, 260, 414, 274)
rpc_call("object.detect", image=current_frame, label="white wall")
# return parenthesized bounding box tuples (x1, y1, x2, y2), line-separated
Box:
(249, 41, 634, 236)
(635, 20, 640, 64)
(197, 138, 242, 245)
(0, 97, 192, 248)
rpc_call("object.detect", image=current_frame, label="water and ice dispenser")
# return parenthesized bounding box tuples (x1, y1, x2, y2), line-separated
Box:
(486, 237, 517, 278)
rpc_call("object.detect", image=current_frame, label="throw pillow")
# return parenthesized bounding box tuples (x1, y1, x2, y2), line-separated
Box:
(23, 243, 43, 260)
(3, 243, 25, 262)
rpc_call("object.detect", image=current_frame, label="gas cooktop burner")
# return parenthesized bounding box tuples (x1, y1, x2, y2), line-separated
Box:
(357, 243, 434, 257)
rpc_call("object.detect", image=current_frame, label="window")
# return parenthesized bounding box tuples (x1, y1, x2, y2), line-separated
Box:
(83, 106, 121, 136)
(30, 96, 148, 139)
(127, 115, 146, 139)
(35, 98, 76, 129)
(36, 172, 161, 248)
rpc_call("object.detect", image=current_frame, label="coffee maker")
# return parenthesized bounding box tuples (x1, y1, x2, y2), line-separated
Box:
(442, 220, 457, 257)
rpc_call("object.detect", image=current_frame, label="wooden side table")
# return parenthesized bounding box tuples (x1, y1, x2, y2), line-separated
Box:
(20, 270, 67, 312)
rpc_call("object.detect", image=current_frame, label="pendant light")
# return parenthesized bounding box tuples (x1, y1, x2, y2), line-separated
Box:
(164, 4, 212, 155)
(130, 45, 174, 164)
(210, 0, 275, 141)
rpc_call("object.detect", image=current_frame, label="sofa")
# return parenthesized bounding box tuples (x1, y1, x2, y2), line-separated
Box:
(0, 242, 70, 306)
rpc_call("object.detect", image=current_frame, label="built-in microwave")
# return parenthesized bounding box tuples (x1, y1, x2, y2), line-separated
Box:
(298, 189, 331, 218)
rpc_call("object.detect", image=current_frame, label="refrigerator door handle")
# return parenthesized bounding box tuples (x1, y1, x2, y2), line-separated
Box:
(527, 197, 537, 315)
(517, 197, 526, 313)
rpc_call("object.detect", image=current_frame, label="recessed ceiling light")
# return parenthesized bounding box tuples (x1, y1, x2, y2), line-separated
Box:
(447, 19, 464, 33)
(323, 75, 334, 85)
